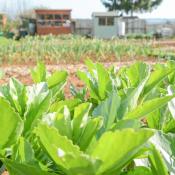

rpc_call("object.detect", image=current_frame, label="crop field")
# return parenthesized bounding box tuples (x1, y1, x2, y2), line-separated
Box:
(0, 35, 175, 96)
(0, 35, 175, 175)
(0, 35, 175, 64)
(1, 60, 175, 175)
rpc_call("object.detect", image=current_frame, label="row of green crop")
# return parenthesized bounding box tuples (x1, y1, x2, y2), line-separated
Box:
(0, 35, 174, 63)
(0, 60, 175, 174)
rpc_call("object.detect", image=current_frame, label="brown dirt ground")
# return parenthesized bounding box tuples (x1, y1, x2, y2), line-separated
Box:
(154, 39, 175, 47)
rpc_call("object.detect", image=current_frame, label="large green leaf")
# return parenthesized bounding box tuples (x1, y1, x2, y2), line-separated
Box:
(96, 63, 112, 100)
(10, 137, 53, 174)
(148, 144, 169, 175)
(47, 71, 68, 89)
(118, 73, 150, 119)
(144, 66, 174, 95)
(31, 62, 67, 102)
(124, 95, 175, 119)
(0, 78, 27, 116)
(44, 104, 102, 151)
(77, 70, 99, 101)
(85, 59, 96, 75)
(24, 83, 51, 135)
(47, 107, 72, 139)
(50, 98, 81, 113)
(3, 159, 56, 175)
(0, 97, 23, 150)
(9, 78, 27, 116)
(125, 62, 149, 87)
(147, 109, 163, 130)
(72, 103, 92, 143)
(168, 85, 175, 119)
(151, 131, 175, 173)
(36, 124, 101, 175)
(167, 60, 175, 84)
(163, 117, 175, 133)
(77, 117, 102, 151)
(47, 71, 68, 102)
(113, 119, 141, 130)
(30, 61, 47, 83)
(90, 129, 154, 175)
(72, 102, 102, 150)
(12, 137, 35, 164)
(93, 93, 121, 131)
(77, 61, 113, 102)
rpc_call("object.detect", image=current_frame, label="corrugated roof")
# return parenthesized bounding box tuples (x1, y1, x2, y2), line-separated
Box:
(92, 11, 119, 17)
(35, 9, 72, 12)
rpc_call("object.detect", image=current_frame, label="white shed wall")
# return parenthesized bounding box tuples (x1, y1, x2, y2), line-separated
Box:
(93, 17, 120, 39)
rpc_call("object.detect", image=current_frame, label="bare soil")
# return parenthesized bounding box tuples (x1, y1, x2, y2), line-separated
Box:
(154, 39, 175, 47)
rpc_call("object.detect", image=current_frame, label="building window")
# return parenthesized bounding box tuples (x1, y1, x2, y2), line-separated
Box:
(38, 21, 46, 26)
(107, 17, 114, 26)
(63, 14, 69, 20)
(46, 14, 53, 20)
(99, 17, 106, 26)
(37, 12, 71, 27)
(55, 21, 62, 26)
(98, 17, 114, 26)
(38, 14, 45, 20)
(55, 14, 62, 20)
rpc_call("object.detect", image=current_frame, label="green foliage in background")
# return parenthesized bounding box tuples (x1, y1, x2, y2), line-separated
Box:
(101, 0, 163, 16)
(0, 35, 174, 64)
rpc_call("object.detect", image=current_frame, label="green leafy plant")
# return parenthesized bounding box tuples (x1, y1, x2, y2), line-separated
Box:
(0, 60, 175, 174)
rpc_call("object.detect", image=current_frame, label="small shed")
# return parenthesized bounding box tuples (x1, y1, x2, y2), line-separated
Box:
(35, 9, 72, 35)
(92, 12, 125, 39)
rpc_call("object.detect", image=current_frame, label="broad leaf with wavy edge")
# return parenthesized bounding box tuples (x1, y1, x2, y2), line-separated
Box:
(36, 124, 101, 175)
(90, 129, 154, 175)
(124, 95, 175, 119)
(0, 97, 23, 150)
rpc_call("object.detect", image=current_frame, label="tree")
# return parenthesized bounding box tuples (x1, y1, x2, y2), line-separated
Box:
(101, 0, 163, 16)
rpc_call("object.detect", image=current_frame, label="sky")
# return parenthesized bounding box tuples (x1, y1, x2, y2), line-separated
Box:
(0, 0, 175, 19)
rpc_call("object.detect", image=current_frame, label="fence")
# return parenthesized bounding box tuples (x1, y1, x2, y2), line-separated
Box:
(72, 19, 92, 36)
(123, 18, 147, 34)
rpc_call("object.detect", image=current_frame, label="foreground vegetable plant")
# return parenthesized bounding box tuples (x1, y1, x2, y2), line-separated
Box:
(0, 60, 175, 174)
